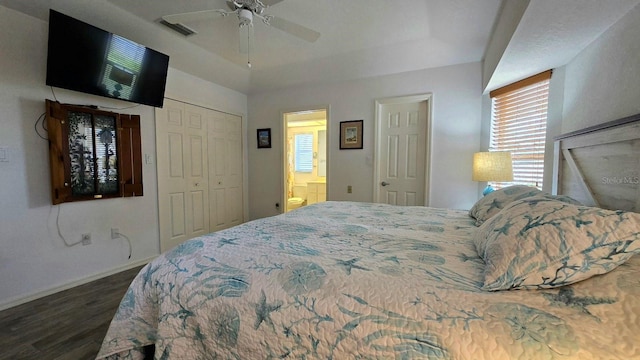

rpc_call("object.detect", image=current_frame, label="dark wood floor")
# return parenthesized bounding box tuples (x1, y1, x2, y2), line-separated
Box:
(0, 266, 144, 360)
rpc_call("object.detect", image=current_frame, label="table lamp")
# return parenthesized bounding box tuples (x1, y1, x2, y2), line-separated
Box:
(472, 151, 513, 196)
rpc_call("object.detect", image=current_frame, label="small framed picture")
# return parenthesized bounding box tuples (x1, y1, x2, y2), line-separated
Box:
(257, 128, 271, 149)
(340, 120, 363, 150)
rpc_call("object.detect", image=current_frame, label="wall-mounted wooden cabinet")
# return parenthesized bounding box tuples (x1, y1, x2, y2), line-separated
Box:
(45, 99, 143, 204)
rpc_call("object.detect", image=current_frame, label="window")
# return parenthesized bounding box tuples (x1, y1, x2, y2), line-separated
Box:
(489, 70, 552, 190)
(67, 111, 119, 196)
(45, 100, 143, 204)
(294, 133, 313, 173)
(101, 34, 146, 101)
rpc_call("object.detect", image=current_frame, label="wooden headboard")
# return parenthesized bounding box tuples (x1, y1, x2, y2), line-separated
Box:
(552, 114, 640, 213)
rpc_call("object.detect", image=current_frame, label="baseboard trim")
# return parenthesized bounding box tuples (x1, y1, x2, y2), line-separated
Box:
(0, 256, 156, 312)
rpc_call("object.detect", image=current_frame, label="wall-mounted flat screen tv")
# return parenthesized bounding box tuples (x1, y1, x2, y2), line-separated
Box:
(46, 10, 169, 108)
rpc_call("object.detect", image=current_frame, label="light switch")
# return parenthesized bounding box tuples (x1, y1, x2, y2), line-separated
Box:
(0, 147, 8, 162)
(145, 153, 153, 164)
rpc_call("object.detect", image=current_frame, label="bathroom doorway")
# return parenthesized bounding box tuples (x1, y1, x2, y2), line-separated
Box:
(283, 108, 328, 212)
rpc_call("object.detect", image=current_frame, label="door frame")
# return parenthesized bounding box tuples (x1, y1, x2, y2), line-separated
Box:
(281, 105, 331, 213)
(373, 94, 433, 205)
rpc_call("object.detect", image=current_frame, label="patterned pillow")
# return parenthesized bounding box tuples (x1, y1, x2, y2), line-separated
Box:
(474, 196, 640, 291)
(469, 185, 543, 226)
(542, 193, 583, 205)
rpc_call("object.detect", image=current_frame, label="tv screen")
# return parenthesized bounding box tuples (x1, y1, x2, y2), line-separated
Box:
(46, 10, 169, 108)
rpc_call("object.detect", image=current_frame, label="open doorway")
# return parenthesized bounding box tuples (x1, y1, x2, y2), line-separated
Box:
(283, 108, 327, 212)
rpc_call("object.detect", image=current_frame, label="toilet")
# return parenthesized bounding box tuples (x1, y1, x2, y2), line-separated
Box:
(287, 185, 307, 211)
(287, 197, 304, 210)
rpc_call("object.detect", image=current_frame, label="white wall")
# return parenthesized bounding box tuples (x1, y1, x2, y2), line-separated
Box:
(0, 5, 247, 310)
(561, 3, 640, 132)
(164, 68, 247, 117)
(248, 62, 483, 219)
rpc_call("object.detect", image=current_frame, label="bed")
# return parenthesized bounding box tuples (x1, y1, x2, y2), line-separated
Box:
(97, 117, 640, 359)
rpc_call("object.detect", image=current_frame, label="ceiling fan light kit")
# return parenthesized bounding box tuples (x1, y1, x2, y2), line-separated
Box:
(160, 0, 320, 67)
(238, 9, 253, 27)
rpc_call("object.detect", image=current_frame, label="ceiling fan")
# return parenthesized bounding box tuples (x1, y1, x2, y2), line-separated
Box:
(161, 0, 321, 67)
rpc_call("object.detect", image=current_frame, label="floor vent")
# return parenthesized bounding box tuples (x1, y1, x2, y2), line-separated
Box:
(158, 20, 197, 36)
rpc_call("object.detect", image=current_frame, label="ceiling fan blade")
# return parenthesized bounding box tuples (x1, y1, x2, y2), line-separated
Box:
(239, 24, 254, 54)
(261, 0, 286, 6)
(226, 1, 238, 11)
(268, 16, 320, 42)
(162, 9, 227, 24)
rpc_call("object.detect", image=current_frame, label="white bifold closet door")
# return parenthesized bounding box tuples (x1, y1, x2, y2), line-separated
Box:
(156, 99, 243, 252)
(207, 108, 243, 232)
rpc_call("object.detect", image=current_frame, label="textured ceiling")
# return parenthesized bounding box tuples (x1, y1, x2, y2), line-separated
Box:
(0, 0, 638, 95)
(106, 0, 504, 94)
(0, 0, 501, 94)
(486, 0, 640, 92)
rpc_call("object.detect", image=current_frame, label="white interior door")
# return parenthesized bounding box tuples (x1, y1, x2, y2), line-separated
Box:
(225, 114, 244, 227)
(185, 104, 209, 237)
(156, 99, 209, 252)
(208, 110, 243, 231)
(375, 96, 431, 206)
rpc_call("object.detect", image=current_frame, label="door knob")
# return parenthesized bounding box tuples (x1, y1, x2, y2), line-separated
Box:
(381, 181, 390, 186)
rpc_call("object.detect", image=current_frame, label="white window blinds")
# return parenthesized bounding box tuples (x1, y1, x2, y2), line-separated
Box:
(489, 70, 552, 190)
(294, 133, 313, 173)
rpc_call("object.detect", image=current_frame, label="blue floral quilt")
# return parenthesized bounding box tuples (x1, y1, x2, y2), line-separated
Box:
(97, 201, 640, 359)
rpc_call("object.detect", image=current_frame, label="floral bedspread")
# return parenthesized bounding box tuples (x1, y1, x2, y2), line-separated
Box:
(97, 201, 640, 359)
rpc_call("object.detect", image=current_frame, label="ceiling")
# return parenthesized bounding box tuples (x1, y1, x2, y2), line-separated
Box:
(0, 0, 638, 95)
(106, 0, 503, 94)
(486, 0, 640, 92)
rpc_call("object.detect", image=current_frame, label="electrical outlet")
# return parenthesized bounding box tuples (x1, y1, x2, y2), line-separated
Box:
(347, 185, 352, 194)
(111, 228, 120, 239)
(81, 233, 91, 245)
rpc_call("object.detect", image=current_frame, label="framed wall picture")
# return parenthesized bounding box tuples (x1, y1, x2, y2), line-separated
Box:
(257, 128, 271, 148)
(340, 120, 363, 149)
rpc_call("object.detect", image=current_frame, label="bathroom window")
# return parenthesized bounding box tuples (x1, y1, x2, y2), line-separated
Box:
(294, 133, 313, 173)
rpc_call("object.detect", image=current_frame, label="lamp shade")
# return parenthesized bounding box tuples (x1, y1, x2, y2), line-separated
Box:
(472, 151, 513, 182)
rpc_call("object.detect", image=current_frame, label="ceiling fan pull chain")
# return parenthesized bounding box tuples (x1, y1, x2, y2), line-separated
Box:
(247, 24, 252, 68)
